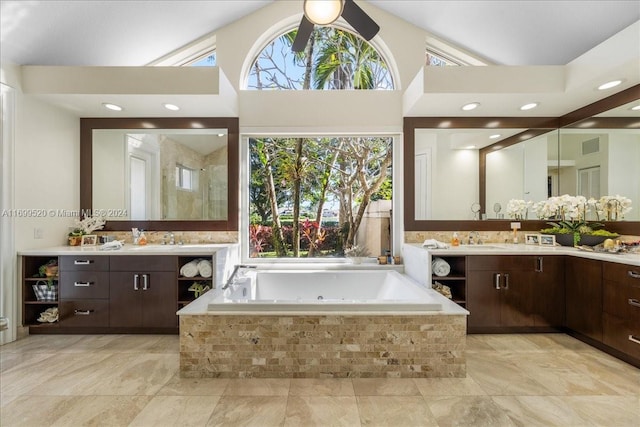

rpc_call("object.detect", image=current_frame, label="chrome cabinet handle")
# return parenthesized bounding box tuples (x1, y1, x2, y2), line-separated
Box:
(133, 274, 140, 291)
(629, 335, 640, 345)
(495, 273, 501, 290)
(628, 271, 640, 279)
(142, 274, 149, 290)
(73, 260, 93, 265)
(535, 257, 543, 272)
(74, 309, 94, 315)
(74, 281, 93, 287)
(503, 273, 510, 290)
(628, 299, 640, 308)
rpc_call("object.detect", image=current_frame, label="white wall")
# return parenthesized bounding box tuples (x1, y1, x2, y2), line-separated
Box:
(608, 132, 640, 220)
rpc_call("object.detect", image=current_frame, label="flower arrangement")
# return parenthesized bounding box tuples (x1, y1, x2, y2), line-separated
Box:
(506, 199, 533, 220)
(68, 215, 106, 245)
(594, 195, 632, 221)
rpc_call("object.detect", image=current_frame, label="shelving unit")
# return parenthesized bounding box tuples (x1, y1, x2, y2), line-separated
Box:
(431, 255, 467, 307)
(22, 256, 60, 328)
(177, 256, 214, 309)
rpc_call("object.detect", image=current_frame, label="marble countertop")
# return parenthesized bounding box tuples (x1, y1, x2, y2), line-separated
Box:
(406, 243, 640, 267)
(18, 243, 233, 256)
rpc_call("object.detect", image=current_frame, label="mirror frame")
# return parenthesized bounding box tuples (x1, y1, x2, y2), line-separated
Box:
(404, 84, 640, 233)
(80, 117, 239, 231)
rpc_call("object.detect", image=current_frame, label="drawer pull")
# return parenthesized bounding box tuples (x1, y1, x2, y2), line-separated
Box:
(494, 273, 501, 290)
(74, 281, 94, 287)
(629, 335, 640, 345)
(503, 273, 510, 290)
(73, 260, 93, 265)
(629, 299, 640, 308)
(628, 271, 640, 279)
(74, 309, 94, 315)
(142, 274, 149, 290)
(133, 274, 140, 291)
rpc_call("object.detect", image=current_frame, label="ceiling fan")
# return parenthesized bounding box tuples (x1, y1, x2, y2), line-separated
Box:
(292, 0, 380, 52)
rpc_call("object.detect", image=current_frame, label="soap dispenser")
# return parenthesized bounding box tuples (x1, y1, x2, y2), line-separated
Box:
(138, 230, 148, 246)
(451, 232, 460, 247)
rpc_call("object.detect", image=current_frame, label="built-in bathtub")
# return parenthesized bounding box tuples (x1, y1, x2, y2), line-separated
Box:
(208, 270, 443, 312)
(179, 268, 468, 379)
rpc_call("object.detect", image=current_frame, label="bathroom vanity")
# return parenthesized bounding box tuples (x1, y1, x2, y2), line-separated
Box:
(406, 243, 640, 368)
(19, 244, 234, 334)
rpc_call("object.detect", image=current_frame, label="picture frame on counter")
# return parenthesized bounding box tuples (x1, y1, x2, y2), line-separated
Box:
(525, 233, 540, 245)
(539, 234, 556, 246)
(80, 234, 97, 246)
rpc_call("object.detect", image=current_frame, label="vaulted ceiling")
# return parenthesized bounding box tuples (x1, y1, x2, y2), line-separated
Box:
(2, 0, 638, 67)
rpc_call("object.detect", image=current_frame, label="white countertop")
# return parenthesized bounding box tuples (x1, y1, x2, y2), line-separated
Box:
(406, 243, 640, 267)
(18, 243, 232, 256)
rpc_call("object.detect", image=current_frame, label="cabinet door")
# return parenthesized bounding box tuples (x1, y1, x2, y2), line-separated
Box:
(533, 256, 565, 328)
(141, 272, 178, 328)
(565, 257, 602, 341)
(467, 270, 502, 328)
(500, 269, 534, 327)
(109, 272, 143, 327)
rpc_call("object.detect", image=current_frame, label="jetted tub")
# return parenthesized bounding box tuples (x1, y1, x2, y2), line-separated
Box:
(207, 269, 443, 312)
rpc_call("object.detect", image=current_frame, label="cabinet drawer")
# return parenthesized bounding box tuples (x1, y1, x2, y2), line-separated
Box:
(60, 272, 109, 299)
(603, 313, 640, 359)
(603, 279, 640, 320)
(467, 255, 533, 271)
(59, 256, 109, 271)
(603, 262, 640, 284)
(59, 300, 109, 327)
(109, 256, 176, 272)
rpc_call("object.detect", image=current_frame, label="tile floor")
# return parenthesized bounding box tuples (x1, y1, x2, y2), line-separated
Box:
(0, 333, 638, 426)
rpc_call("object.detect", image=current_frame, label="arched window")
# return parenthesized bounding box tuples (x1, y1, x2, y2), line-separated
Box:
(247, 27, 394, 90)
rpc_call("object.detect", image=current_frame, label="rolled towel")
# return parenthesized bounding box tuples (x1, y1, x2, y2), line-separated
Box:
(180, 260, 199, 278)
(197, 259, 213, 278)
(431, 257, 451, 277)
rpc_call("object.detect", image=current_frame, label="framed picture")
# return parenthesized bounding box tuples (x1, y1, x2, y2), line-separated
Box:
(525, 233, 540, 245)
(80, 234, 97, 246)
(539, 234, 556, 246)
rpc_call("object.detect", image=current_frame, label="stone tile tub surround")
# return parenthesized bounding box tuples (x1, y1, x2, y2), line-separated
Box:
(180, 314, 466, 379)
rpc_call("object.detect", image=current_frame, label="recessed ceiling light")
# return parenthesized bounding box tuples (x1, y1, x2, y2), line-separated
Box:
(462, 102, 480, 111)
(102, 103, 123, 111)
(217, 133, 225, 137)
(464, 145, 476, 149)
(163, 103, 180, 111)
(598, 80, 622, 90)
(520, 102, 538, 111)
(631, 105, 640, 111)
(489, 134, 501, 139)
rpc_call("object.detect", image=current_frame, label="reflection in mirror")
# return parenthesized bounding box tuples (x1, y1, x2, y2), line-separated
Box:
(485, 130, 558, 219)
(93, 129, 228, 221)
(558, 127, 639, 220)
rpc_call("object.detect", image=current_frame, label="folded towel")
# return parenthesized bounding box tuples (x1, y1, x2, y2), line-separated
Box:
(423, 239, 449, 249)
(197, 259, 213, 278)
(180, 260, 199, 278)
(432, 257, 451, 277)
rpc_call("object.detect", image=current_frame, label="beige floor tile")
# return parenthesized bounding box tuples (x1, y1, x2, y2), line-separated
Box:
(51, 395, 152, 427)
(289, 378, 354, 396)
(91, 334, 175, 353)
(129, 395, 220, 427)
(492, 396, 589, 426)
(0, 334, 85, 353)
(206, 396, 288, 427)
(285, 396, 360, 427)
(0, 351, 55, 373)
(414, 377, 487, 396)
(465, 334, 499, 352)
(157, 374, 230, 395)
(427, 395, 516, 427)
(467, 352, 555, 396)
(224, 378, 290, 396)
(564, 395, 640, 427)
(0, 395, 80, 426)
(352, 378, 421, 396)
(357, 396, 438, 427)
(557, 351, 640, 396)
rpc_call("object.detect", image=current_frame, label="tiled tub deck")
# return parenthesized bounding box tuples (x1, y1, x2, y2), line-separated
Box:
(180, 314, 466, 378)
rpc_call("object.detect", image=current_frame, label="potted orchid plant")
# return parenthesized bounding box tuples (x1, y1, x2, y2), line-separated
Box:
(68, 215, 106, 246)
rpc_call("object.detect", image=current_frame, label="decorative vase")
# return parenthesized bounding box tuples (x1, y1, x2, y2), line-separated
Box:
(578, 234, 613, 247)
(554, 233, 575, 247)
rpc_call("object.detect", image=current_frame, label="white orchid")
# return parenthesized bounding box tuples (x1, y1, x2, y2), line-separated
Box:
(74, 216, 106, 234)
(595, 195, 633, 221)
(506, 199, 533, 220)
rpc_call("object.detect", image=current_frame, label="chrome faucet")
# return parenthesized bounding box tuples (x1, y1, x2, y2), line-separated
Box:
(222, 265, 257, 290)
(163, 232, 175, 245)
(468, 231, 482, 245)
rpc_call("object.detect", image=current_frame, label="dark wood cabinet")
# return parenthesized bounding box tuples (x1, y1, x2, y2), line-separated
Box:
(109, 256, 177, 329)
(177, 256, 214, 309)
(431, 255, 466, 307)
(565, 256, 603, 342)
(21, 256, 60, 329)
(602, 262, 640, 361)
(467, 255, 563, 331)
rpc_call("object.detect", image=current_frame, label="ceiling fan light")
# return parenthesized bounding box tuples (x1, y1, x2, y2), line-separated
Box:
(304, 0, 344, 25)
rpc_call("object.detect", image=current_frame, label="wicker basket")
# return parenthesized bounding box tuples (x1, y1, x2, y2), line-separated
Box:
(32, 283, 58, 301)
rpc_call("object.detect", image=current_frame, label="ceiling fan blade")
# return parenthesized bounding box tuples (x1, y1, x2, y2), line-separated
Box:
(341, 0, 379, 41)
(292, 16, 314, 52)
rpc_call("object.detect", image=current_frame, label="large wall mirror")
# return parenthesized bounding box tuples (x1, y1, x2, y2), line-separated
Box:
(81, 118, 239, 231)
(404, 85, 640, 233)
